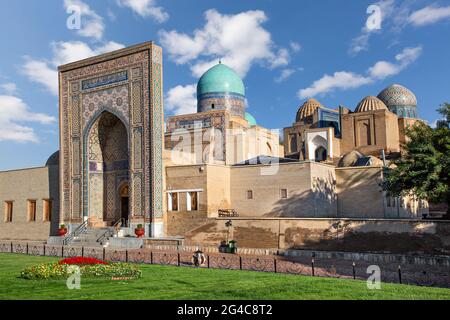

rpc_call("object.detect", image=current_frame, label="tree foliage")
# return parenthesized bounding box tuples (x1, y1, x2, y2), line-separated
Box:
(383, 104, 450, 215)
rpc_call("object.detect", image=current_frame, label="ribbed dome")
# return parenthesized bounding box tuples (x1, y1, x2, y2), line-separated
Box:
(197, 63, 245, 97)
(355, 96, 388, 113)
(377, 84, 417, 108)
(245, 112, 257, 127)
(296, 98, 322, 122)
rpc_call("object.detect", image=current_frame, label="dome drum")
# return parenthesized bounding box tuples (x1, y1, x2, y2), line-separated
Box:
(197, 92, 246, 117)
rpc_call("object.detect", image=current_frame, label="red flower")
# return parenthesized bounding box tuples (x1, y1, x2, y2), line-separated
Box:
(59, 257, 108, 265)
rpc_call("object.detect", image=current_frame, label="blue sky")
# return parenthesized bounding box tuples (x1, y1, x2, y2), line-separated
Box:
(0, 0, 449, 171)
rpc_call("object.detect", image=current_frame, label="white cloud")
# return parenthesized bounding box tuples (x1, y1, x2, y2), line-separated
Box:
(0, 95, 55, 143)
(50, 40, 125, 66)
(22, 41, 125, 95)
(349, 2, 449, 55)
(349, 0, 396, 55)
(270, 48, 290, 69)
(116, 0, 168, 22)
(368, 46, 422, 79)
(165, 84, 197, 115)
(275, 69, 296, 83)
(0, 83, 17, 95)
(349, 32, 372, 55)
(290, 41, 302, 53)
(408, 5, 450, 26)
(160, 9, 293, 78)
(299, 72, 373, 99)
(64, 0, 105, 40)
(21, 59, 59, 95)
(299, 46, 422, 98)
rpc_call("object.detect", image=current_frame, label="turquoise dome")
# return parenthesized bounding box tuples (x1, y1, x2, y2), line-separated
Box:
(245, 112, 257, 126)
(197, 63, 245, 97)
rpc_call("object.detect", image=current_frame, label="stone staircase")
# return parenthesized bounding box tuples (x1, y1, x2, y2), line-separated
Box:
(70, 227, 112, 247)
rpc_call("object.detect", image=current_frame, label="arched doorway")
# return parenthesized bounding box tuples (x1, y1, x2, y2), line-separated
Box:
(309, 135, 328, 162)
(315, 146, 327, 162)
(120, 184, 129, 223)
(87, 111, 129, 225)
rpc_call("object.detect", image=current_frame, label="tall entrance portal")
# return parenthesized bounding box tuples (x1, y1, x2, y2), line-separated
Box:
(58, 42, 164, 237)
(87, 111, 129, 226)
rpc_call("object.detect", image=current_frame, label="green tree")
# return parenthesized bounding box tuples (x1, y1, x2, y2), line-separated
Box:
(383, 103, 450, 218)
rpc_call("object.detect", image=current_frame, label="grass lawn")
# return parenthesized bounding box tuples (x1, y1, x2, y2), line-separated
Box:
(0, 253, 450, 300)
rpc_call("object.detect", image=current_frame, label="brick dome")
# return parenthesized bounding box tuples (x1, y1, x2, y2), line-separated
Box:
(296, 98, 322, 122)
(355, 96, 388, 113)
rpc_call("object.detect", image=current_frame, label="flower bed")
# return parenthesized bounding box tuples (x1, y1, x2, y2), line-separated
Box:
(20, 261, 141, 280)
(59, 257, 108, 266)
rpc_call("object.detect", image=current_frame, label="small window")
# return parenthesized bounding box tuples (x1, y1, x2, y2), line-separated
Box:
(247, 190, 253, 200)
(43, 199, 52, 222)
(280, 189, 288, 199)
(168, 193, 179, 211)
(4, 201, 13, 222)
(211, 103, 215, 109)
(28, 200, 37, 222)
(187, 192, 199, 211)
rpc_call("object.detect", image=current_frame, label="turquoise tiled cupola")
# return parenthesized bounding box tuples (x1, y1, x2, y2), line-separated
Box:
(197, 63, 245, 97)
(197, 62, 246, 117)
(245, 112, 257, 127)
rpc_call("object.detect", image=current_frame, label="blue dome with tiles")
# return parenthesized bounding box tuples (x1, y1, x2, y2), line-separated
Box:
(377, 84, 418, 118)
(197, 63, 245, 97)
(197, 63, 246, 117)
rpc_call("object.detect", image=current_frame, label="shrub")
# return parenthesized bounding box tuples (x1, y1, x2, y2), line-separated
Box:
(21, 262, 141, 280)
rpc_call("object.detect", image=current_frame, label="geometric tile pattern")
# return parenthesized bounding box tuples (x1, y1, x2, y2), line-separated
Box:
(59, 43, 164, 230)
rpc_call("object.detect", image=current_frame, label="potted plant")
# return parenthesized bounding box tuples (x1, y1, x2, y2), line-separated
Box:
(58, 224, 68, 237)
(135, 224, 145, 238)
(229, 240, 237, 254)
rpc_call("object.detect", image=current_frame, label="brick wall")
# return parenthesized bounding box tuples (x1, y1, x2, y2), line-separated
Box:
(0, 165, 60, 240)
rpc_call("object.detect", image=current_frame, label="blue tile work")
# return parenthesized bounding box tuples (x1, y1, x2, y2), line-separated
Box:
(318, 109, 341, 137)
(81, 71, 128, 91)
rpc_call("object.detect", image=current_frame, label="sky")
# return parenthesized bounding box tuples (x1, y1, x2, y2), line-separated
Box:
(0, 0, 449, 171)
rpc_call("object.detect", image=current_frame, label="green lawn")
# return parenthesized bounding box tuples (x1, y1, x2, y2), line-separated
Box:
(0, 253, 449, 300)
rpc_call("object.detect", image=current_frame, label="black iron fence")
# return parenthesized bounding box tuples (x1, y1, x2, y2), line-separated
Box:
(1, 240, 449, 288)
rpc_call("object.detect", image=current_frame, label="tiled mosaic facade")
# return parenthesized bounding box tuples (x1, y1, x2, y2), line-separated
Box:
(59, 42, 164, 229)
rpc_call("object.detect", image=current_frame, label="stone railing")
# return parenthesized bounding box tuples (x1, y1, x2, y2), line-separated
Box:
(1, 240, 450, 289)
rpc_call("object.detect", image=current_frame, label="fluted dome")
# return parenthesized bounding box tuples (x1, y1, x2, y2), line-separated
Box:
(355, 96, 388, 113)
(296, 98, 322, 122)
(377, 84, 418, 118)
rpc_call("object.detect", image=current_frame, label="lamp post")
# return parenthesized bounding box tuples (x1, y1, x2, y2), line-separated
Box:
(225, 220, 232, 243)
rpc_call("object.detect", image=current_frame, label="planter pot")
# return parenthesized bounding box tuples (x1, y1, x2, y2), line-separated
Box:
(135, 228, 145, 238)
(58, 228, 68, 237)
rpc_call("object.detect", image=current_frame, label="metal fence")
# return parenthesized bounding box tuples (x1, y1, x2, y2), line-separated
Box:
(1, 240, 449, 288)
